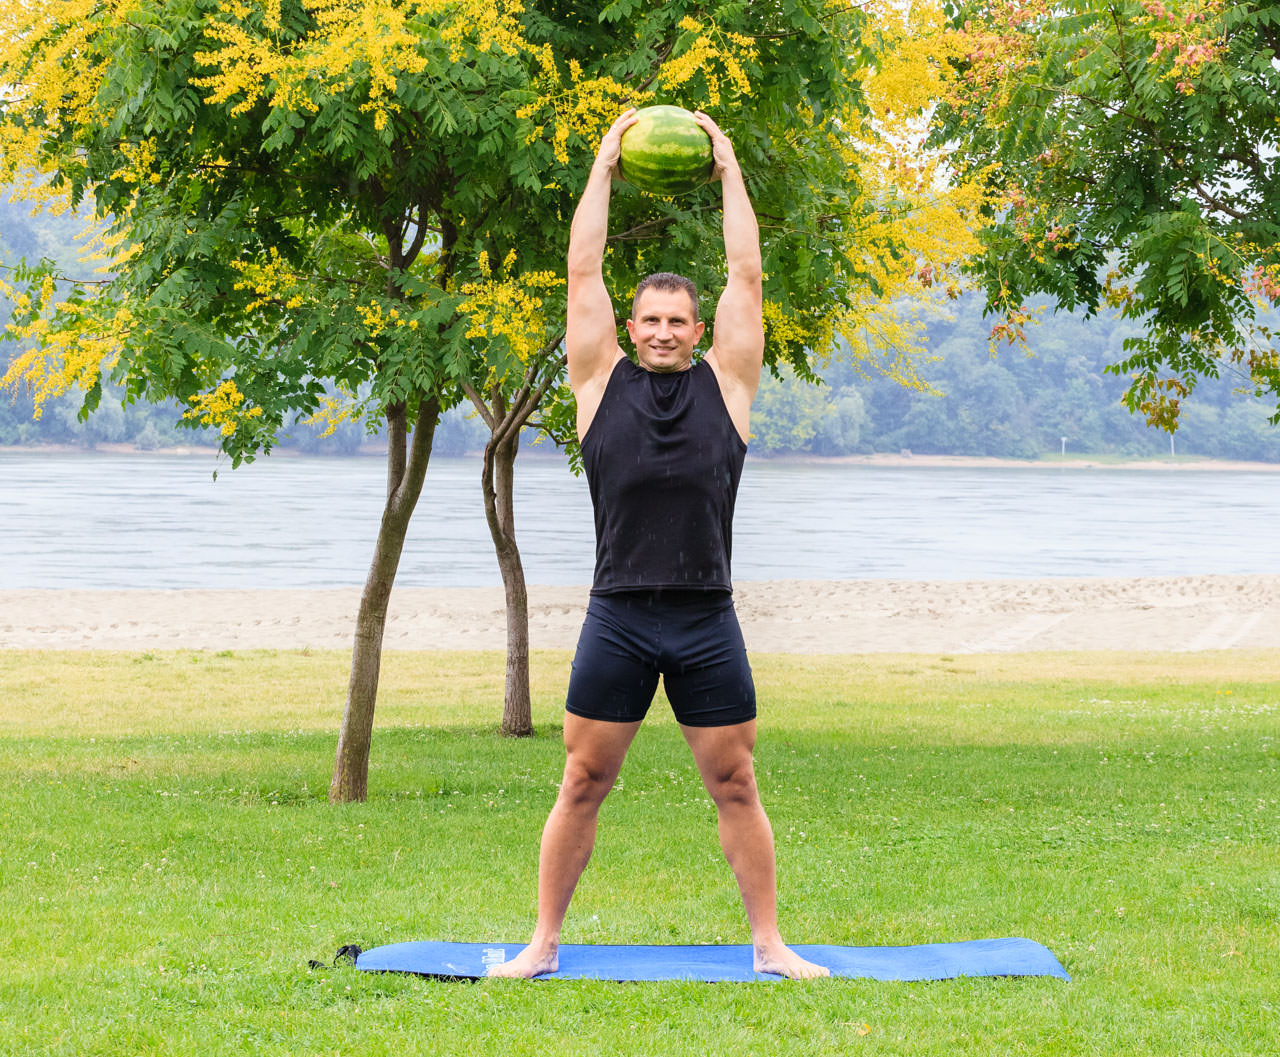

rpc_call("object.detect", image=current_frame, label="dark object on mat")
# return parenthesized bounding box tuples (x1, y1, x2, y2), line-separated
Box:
(354, 938, 1070, 982)
(309, 945, 364, 971)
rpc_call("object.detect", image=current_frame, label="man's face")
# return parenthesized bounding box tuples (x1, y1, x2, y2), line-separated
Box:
(626, 287, 705, 373)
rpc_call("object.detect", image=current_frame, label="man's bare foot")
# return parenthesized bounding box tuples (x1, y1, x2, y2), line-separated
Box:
(485, 941, 559, 979)
(754, 942, 831, 980)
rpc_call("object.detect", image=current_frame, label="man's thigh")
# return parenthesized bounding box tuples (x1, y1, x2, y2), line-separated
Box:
(565, 594, 661, 723)
(562, 711, 644, 790)
(661, 593, 757, 728)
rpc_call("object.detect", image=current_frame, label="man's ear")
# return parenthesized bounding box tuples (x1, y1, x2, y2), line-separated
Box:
(694, 320, 706, 342)
(625, 317, 637, 343)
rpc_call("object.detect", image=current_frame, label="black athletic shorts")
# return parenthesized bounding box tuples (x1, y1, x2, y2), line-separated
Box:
(564, 589, 756, 728)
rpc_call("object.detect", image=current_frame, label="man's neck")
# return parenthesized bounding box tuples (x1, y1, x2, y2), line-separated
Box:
(638, 355, 695, 374)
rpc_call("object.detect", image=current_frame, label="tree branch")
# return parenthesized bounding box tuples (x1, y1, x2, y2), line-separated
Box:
(631, 39, 677, 93)
(1189, 182, 1251, 222)
(528, 346, 568, 409)
(392, 391, 441, 518)
(1220, 150, 1263, 178)
(488, 333, 567, 450)
(608, 216, 680, 241)
(400, 195, 430, 268)
(437, 215, 460, 288)
(461, 377, 498, 431)
(1109, 4, 1145, 116)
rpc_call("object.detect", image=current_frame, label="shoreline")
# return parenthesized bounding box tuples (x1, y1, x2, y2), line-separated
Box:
(769, 452, 1280, 471)
(8, 574, 1280, 654)
(3, 443, 1278, 472)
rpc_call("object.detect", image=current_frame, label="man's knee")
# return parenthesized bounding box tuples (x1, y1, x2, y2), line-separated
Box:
(702, 755, 759, 809)
(557, 754, 620, 809)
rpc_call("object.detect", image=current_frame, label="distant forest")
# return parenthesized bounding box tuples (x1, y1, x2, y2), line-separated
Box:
(4, 194, 1278, 463)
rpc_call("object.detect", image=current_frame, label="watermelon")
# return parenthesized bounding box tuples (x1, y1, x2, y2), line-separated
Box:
(618, 105, 714, 197)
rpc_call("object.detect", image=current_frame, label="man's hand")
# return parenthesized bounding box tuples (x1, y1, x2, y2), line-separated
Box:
(692, 110, 741, 183)
(593, 108, 639, 176)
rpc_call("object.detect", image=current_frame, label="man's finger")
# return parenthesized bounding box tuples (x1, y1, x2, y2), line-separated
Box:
(692, 110, 723, 137)
(610, 108, 639, 133)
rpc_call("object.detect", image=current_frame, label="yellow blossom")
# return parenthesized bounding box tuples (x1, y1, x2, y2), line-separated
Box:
(301, 392, 360, 438)
(182, 379, 264, 436)
(459, 251, 564, 381)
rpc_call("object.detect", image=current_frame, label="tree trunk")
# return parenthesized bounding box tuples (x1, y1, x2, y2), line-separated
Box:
(330, 394, 441, 803)
(481, 417, 534, 737)
(463, 345, 566, 738)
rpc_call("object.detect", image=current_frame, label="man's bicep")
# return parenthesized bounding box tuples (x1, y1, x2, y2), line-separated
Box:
(567, 272, 620, 384)
(712, 276, 764, 386)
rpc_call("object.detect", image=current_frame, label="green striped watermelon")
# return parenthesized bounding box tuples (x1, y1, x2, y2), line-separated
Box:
(619, 105, 713, 196)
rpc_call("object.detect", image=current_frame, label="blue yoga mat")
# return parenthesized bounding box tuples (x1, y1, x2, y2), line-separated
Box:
(354, 938, 1069, 982)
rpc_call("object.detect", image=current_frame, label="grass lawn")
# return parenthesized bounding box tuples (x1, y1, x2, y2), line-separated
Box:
(1, 648, 1276, 1056)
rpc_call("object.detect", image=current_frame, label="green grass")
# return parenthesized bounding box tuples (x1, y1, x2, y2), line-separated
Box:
(1, 649, 1277, 1056)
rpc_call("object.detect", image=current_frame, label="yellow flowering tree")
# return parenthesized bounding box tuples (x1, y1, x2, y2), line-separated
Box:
(2, 0, 984, 799)
(1, 0, 573, 798)
(936, 0, 1280, 427)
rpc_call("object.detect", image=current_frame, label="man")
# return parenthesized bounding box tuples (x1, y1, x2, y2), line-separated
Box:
(489, 109, 828, 981)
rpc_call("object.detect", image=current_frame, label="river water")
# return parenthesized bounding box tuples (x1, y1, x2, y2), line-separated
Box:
(2, 451, 1278, 589)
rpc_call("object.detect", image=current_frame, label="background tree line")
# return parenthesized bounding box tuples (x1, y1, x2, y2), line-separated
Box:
(751, 297, 1280, 462)
(6, 182, 1275, 462)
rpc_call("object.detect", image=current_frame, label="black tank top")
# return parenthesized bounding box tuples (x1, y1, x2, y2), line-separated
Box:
(581, 357, 747, 594)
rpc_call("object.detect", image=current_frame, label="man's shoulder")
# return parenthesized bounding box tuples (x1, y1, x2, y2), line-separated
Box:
(571, 349, 628, 391)
(571, 350, 629, 442)
(704, 348, 750, 390)
(703, 350, 755, 444)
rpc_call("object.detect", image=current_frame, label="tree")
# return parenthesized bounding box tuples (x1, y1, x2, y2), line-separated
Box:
(936, 0, 1280, 428)
(2, 0, 985, 799)
(0, 0, 580, 796)
(456, 256, 566, 737)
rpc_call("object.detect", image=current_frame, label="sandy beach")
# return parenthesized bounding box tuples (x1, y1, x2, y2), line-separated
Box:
(5, 574, 1280, 653)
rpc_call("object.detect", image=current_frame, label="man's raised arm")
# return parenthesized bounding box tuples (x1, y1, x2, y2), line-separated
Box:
(698, 112, 764, 410)
(567, 110, 637, 409)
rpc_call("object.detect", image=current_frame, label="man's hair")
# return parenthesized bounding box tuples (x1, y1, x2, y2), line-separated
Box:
(631, 272, 699, 320)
